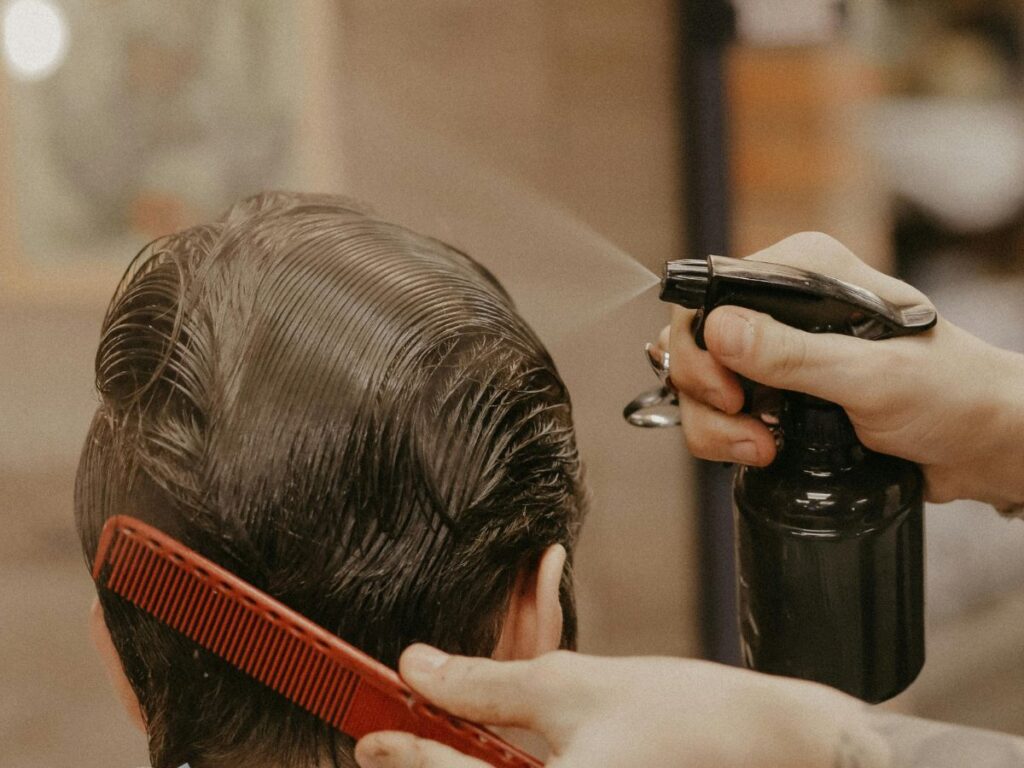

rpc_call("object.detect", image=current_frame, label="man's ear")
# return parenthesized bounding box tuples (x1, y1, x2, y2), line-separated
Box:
(492, 544, 566, 661)
(90, 596, 147, 733)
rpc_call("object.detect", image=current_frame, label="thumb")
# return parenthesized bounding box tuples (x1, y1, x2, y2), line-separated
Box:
(399, 645, 558, 733)
(703, 306, 873, 404)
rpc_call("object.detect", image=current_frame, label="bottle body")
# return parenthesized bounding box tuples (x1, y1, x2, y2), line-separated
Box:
(734, 436, 925, 703)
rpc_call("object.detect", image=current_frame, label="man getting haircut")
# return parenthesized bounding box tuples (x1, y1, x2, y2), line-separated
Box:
(75, 191, 587, 768)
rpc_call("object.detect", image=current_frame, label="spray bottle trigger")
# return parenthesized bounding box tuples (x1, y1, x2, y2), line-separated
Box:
(692, 309, 710, 351)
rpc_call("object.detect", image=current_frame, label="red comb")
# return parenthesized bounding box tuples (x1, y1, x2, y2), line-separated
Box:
(92, 515, 543, 768)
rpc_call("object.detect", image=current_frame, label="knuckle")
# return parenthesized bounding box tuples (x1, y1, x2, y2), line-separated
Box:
(774, 231, 853, 270)
(796, 230, 838, 245)
(683, 427, 707, 457)
(791, 230, 844, 253)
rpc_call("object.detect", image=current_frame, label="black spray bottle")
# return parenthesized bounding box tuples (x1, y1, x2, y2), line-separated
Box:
(660, 255, 936, 703)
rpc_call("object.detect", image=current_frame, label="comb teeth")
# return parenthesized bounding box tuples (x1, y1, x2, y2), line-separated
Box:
(101, 531, 357, 729)
(93, 516, 542, 768)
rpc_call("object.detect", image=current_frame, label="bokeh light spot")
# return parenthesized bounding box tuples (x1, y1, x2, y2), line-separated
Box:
(2, 0, 69, 81)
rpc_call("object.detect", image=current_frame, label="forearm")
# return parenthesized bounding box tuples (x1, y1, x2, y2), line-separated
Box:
(973, 346, 1024, 512)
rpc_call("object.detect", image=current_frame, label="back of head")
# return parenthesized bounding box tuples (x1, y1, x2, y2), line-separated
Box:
(75, 192, 585, 767)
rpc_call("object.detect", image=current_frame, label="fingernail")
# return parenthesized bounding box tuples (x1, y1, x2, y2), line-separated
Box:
(716, 311, 754, 358)
(404, 645, 448, 676)
(731, 440, 760, 465)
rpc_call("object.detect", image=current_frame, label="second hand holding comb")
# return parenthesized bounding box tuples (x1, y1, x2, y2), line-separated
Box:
(92, 515, 543, 768)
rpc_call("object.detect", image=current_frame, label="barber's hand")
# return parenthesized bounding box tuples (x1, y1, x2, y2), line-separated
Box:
(354, 645, 889, 768)
(662, 232, 1024, 508)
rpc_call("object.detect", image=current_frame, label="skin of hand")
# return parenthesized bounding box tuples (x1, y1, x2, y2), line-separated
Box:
(354, 644, 891, 768)
(662, 232, 1024, 508)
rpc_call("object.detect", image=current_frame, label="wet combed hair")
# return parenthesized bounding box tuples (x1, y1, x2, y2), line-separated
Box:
(74, 192, 586, 768)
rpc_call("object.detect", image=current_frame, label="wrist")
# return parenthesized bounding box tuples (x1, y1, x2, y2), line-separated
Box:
(979, 348, 1024, 510)
(758, 681, 889, 768)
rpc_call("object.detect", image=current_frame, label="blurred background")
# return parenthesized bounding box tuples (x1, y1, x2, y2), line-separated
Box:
(2, 0, 1024, 765)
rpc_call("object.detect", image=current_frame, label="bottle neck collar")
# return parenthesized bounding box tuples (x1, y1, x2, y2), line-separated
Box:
(779, 394, 863, 468)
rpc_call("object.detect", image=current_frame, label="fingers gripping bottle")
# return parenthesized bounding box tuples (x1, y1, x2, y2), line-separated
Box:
(661, 255, 936, 703)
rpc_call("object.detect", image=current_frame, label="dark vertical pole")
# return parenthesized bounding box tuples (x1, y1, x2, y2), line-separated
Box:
(678, 0, 741, 665)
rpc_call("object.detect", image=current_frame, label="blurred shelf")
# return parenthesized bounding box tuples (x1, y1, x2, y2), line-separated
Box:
(727, 44, 891, 270)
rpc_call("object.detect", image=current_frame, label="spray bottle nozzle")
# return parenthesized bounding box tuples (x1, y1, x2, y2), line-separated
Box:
(660, 259, 710, 308)
(660, 255, 937, 347)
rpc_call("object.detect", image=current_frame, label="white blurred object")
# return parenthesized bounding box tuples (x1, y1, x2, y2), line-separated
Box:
(868, 99, 1024, 233)
(733, 0, 842, 46)
(2, 0, 68, 81)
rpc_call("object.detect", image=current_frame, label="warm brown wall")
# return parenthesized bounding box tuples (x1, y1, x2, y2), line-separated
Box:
(0, 71, 18, 279)
(336, 0, 681, 275)
(728, 44, 891, 270)
(333, 0, 698, 657)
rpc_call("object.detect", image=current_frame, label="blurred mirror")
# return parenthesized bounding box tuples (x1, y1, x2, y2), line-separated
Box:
(4, 1, 300, 263)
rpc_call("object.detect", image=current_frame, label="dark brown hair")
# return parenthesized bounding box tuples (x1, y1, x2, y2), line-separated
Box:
(75, 192, 585, 767)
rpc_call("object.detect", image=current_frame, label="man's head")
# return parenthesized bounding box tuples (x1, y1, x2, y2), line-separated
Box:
(75, 192, 586, 767)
